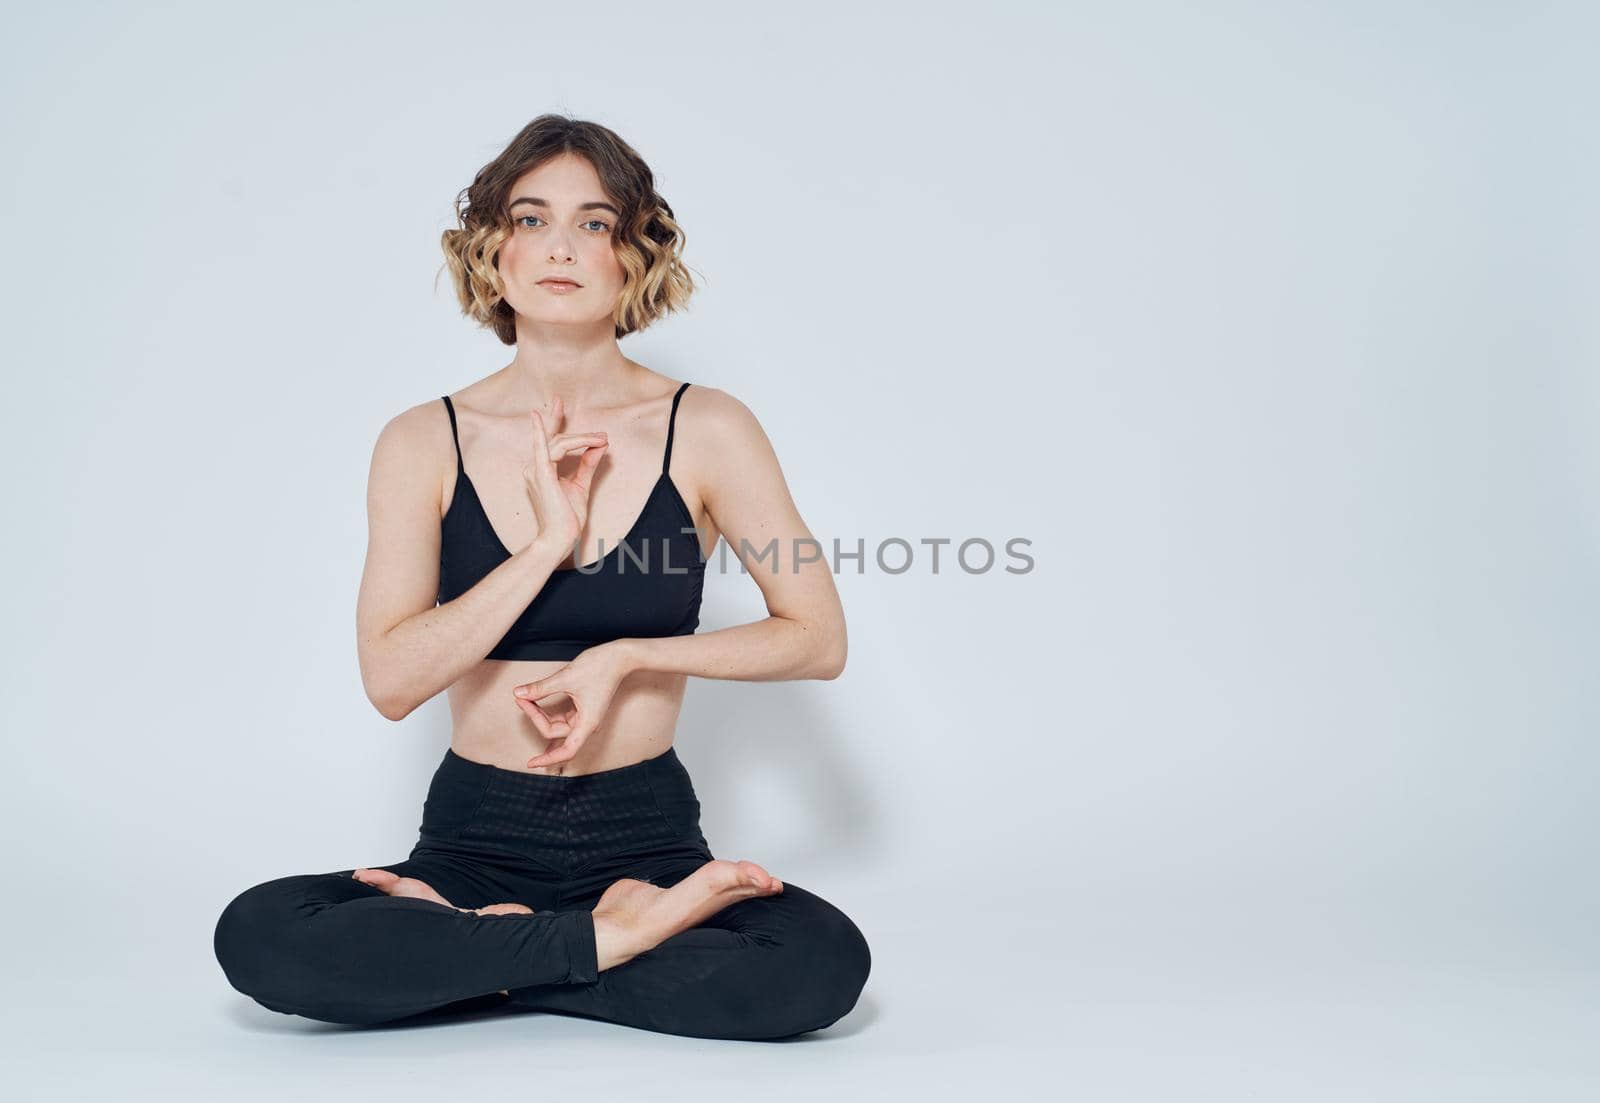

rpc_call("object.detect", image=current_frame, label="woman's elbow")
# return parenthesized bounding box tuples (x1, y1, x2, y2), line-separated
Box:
(814, 626, 847, 680)
(358, 651, 414, 721)
(371, 692, 414, 722)
(363, 675, 413, 721)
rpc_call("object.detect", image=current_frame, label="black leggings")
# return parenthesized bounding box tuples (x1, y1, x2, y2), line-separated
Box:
(212, 745, 871, 1040)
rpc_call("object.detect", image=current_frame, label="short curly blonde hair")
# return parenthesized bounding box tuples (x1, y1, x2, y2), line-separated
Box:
(438, 115, 696, 344)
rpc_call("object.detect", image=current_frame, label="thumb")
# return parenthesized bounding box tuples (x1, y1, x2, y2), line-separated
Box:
(571, 441, 606, 494)
(514, 672, 565, 700)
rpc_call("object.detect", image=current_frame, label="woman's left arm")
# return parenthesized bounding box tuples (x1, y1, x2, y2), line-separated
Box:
(617, 385, 846, 682)
(512, 388, 845, 765)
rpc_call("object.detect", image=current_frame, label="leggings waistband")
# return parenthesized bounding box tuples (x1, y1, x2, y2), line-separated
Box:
(442, 744, 685, 790)
(416, 744, 704, 874)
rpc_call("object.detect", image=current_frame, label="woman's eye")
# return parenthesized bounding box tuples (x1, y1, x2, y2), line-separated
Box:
(514, 215, 611, 232)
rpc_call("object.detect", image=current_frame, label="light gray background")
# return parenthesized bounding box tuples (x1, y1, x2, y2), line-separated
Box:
(2, 1, 1594, 1099)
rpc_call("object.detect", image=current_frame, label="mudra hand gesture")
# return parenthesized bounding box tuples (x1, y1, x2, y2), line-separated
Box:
(514, 393, 628, 768)
(522, 393, 607, 560)
(513, 643, 631, 769)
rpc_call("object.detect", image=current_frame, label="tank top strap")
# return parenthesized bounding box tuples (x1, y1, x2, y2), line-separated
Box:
(440, 396, 465, 472)
(663, 382, 690, 475)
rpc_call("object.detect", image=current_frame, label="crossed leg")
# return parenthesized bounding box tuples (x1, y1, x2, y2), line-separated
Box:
(347, 859, 793, 984)
(213, 853, 799, 1028)
(505, 850, 873, 1041)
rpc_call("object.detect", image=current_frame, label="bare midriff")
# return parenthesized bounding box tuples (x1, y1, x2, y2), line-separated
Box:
(433, 377, 720, 778)
(444, 657, 687, 776)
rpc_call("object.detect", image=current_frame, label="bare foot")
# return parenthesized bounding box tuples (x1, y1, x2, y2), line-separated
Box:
(352, 869, 535, 917)
(590, 859, 783, 972)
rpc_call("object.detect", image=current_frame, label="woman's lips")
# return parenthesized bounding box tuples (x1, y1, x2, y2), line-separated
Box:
(538, 279, 580, 293)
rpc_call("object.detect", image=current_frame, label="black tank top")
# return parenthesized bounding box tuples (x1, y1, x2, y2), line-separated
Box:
(437, 382, 705, 661)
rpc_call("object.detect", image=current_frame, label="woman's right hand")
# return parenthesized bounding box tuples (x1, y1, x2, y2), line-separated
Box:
(523, 394, 607, 559)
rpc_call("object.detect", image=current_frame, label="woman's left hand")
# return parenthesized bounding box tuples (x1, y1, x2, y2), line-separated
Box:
(512, 643, 631, 768)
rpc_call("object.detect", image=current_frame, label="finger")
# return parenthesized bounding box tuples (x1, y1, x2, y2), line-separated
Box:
(541, 700, 577, 734)
(514, 695, 562, 739)
(547, 688, 581, 728)
(528, 734, 581, 768)
(548, 431, 606, 449)
(517, 687, 576, 733)
(514, 672, 572, 703)
(570, 441, 607, 495)
(540, 392, 566, 435)
(527, 734, 573, 768)
(513, 675, 551, 700)
(523, 411, 560, 489)
(516, 700, 573, 742)
(547, 433, 608, 462)
(528, 409, 562, 459)
(544, 430, 585, 444)
(526, 701, 586, 766)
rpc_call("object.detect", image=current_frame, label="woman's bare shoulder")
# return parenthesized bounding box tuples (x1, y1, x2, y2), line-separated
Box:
(366, 395, 456, 503)
(675, 382, 790, 507)
(371, 393, 454, 448)
(679, 383, 769, 447)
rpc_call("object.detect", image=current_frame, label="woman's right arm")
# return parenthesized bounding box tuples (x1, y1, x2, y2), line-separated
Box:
(354, 404, 571, 721)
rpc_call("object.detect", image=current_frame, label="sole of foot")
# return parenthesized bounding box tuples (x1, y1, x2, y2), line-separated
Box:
(353, 869, 535, 917)
(591, 858, 783, 971)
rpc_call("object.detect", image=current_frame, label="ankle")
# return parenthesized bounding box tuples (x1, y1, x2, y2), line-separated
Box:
(591, 913, 647, 972)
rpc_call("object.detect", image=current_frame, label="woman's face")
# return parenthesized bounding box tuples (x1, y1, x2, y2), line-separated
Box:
(495, 153, 626, 330)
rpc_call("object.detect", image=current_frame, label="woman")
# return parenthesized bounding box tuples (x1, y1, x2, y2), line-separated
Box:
(212, 116, 871, 1040)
